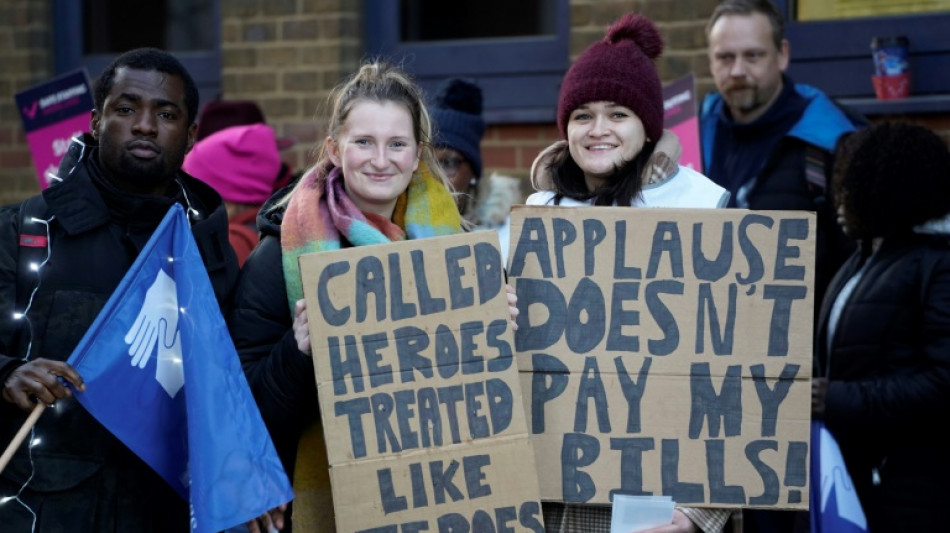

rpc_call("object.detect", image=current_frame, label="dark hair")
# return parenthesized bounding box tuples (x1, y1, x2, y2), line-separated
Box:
(93, 47, 200, 125)
(551, 141, 657, 206)
(832, 121, 950, 239)
(706, 0, 785, 50)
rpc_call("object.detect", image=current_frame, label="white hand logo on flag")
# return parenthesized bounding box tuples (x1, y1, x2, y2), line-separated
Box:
(123, 268, 185, 398)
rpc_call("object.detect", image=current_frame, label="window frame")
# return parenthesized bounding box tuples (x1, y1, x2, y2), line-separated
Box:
(362, 0, 570, 124)
(775, 0, 950, 101)
(52, 0, 222, 114)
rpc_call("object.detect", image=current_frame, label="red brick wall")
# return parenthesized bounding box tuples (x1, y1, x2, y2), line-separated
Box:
(0, 0, 53, 205)
(218, 0, 362, 177)
(2, 0, 949, 207)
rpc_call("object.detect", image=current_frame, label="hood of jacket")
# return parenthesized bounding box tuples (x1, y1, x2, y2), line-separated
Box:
(256, 182, 295, 239)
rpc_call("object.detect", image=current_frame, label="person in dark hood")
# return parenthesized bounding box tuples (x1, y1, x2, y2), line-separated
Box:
(0, 47, 279, 532)
(812, 122, 950, 532)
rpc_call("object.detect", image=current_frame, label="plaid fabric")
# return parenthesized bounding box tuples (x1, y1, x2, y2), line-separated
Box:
(542, 502, 734, 532)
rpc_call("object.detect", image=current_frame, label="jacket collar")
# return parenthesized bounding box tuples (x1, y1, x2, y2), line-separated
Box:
(42, 158, 112, 235)
(42, 151, 207, 236)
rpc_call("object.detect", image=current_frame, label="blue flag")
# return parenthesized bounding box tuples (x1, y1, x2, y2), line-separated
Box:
(810, 420, 868, 533)
(66, 204, 293, 533)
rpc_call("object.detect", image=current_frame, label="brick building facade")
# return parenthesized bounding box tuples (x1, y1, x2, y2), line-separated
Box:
(2, 0, 948, 207)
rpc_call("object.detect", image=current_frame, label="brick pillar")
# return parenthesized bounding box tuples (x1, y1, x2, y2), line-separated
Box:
(0, 0, 53, 206)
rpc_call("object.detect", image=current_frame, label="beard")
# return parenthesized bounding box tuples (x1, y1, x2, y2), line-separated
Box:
(97, 134, 188, 192)
(113, 151, 176, 188)
(725, 84, 758, 110)
(722, 83, 771, 122)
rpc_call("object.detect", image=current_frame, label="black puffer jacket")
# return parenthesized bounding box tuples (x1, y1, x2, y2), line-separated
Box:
(0, 146, 238, 531)
(815, 229, 950, 531)
(228, 188, 320, 481)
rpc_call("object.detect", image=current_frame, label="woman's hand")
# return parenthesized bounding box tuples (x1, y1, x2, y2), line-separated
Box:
(505, 284, 519, 331)
(293, 299, 312, 356)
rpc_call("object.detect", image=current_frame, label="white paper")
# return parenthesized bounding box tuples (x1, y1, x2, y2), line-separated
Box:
(610, 494, 675, 533)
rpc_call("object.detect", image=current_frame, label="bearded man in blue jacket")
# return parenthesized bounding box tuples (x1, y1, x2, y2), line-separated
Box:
(701, 0, 865, 313)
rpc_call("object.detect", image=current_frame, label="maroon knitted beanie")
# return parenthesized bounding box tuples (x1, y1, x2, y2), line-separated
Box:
(556, 13, 665, 141)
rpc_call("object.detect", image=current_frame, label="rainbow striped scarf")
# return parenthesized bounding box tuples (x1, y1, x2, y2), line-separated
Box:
(281, 161, 462, 310)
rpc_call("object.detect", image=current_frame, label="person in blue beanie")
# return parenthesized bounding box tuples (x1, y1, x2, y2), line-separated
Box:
(430, 77, 486, 225)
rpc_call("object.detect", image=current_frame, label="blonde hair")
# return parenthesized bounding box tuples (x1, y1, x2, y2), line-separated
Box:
(276, 61, 454, 208)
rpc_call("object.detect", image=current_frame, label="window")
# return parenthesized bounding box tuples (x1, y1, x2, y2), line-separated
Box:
(363, 0, 569, 124)
(53, 0, 221, 110)
(797, 0, 950, 21)
(776, 0, 950, 100)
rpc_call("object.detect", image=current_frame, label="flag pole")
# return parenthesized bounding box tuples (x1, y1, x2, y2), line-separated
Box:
(0, 403, 46, 474)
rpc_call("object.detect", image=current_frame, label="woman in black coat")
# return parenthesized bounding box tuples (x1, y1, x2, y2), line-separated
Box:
(812, 121, 950, 531)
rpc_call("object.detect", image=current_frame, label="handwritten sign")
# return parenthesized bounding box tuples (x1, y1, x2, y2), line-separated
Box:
(508, 206, 814, 510)
(300, 231, 545, 532)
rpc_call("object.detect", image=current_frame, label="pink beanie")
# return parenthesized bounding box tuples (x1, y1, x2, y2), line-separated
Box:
(556, 13, 665, 141)
(183, 123, 281, 205)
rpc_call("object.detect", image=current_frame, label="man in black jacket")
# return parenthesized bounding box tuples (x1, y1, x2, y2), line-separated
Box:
(0, 48, 245, 531)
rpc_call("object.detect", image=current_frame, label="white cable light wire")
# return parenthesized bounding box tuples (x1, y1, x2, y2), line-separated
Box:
(1, 214, 55, 531)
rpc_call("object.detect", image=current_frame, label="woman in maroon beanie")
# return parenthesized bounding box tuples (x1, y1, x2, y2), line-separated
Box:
(500, 12, 734, 533)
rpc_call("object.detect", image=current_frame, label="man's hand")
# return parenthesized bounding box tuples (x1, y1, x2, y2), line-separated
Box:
(245, 503, 286, 533)
(2, 358, 85, 411)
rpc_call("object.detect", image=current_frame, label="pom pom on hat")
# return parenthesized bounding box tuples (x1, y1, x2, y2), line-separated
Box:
(183, 123, 282, 206)
(556, 13, 665, 141)
(431, 78, 486, 178)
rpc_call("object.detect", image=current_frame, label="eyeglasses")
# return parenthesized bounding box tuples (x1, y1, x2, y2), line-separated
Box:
(438, 156, 464, 175)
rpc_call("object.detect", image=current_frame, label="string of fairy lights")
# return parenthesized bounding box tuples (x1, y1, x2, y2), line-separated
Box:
(0, 213, 56, 530)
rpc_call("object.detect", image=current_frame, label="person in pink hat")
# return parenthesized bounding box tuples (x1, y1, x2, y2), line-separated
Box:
(183, 123, 284, 266)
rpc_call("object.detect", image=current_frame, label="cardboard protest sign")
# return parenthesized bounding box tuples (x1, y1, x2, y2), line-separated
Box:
(299, 231, 545, 532)
(507, 206, 814, 510)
